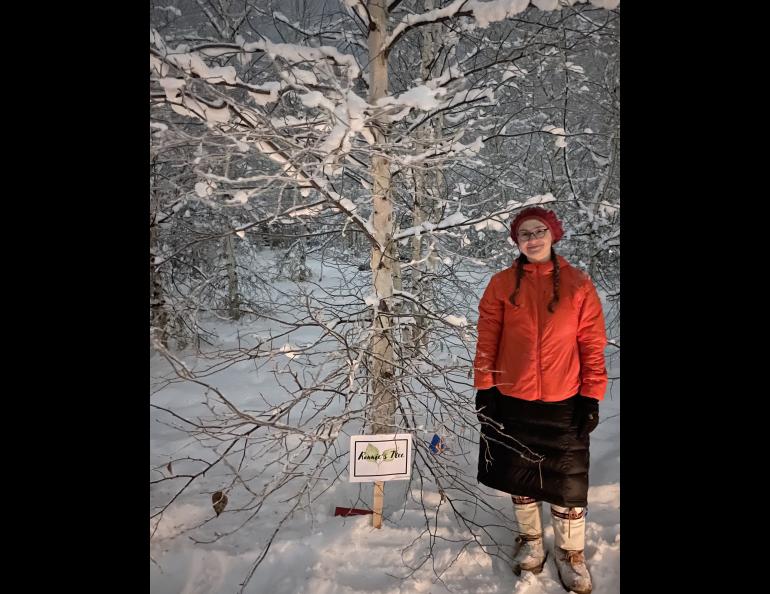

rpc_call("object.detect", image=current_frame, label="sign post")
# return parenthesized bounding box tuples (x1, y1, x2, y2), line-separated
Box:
(349, 433, 413, 528)
(373, 481, 384, 528)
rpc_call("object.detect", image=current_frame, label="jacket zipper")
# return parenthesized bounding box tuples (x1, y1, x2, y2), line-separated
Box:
(535, 269, 542, 400)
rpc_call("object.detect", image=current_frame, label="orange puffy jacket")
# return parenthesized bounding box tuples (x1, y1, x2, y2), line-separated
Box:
(473, 255, 608, 401)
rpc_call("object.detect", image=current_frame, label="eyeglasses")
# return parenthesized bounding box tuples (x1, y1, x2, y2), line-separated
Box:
(517, 227, 549, 242)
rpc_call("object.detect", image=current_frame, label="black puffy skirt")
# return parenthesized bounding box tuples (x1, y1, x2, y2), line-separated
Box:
(477, 387, 590, 507)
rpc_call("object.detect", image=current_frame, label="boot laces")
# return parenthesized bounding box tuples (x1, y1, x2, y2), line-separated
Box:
(563, 549, 585, 567)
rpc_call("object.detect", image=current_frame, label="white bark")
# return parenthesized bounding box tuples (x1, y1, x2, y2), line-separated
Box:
(367, 0, 397, 435)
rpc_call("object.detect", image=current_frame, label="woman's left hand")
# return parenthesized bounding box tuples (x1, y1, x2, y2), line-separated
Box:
(576, 395, 599, 438)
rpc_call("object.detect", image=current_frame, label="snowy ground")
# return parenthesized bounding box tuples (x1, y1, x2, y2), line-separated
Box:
(150, 255, 619, 594)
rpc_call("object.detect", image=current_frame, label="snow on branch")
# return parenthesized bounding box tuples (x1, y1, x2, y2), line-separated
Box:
(382, 0, 619, 53)
(150, 36, 362, 83)
(242, 39, 362, 82)
(392, 193, 555, 241)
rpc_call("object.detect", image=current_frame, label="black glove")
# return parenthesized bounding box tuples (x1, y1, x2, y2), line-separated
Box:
(475, 387, 499, 425)
(575, 395, 599, 439)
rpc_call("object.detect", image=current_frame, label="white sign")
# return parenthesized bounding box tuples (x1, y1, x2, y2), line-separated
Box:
(349, 433, 413, 483)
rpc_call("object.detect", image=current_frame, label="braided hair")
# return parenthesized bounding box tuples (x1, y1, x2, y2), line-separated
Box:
(547, 247, 560, 313)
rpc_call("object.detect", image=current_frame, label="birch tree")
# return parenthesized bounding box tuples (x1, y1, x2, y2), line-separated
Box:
(150, 0, 619, 588)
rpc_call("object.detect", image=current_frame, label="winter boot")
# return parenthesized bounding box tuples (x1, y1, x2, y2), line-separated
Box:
(511, 496, 547, 575)
(553, 547, 592, 594)
(512, 534, 547, 575)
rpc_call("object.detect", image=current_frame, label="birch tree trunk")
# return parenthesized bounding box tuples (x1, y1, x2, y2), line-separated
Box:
(367, 0, 397, 437)
(222, 151, 241, 320)
(150, 159, 169, 348)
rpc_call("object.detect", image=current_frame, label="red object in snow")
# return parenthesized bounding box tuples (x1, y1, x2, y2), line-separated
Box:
(334, 506, 373, 517)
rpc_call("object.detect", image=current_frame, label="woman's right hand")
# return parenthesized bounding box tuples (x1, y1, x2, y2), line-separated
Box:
(475, 387, 499, 424)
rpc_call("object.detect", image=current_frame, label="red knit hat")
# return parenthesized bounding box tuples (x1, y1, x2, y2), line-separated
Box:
(510, 207, 565, 244)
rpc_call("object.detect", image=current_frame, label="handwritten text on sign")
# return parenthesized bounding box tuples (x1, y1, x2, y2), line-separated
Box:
(349, 434, 413, 483)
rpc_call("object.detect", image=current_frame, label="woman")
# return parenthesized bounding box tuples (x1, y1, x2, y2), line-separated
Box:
(473, 206, 607, 594)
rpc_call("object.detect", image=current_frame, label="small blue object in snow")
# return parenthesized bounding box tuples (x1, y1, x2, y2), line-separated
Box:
(429, 434, 446, 454)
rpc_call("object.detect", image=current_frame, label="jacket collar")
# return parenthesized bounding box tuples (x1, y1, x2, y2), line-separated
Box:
(516, 254, 570, 275)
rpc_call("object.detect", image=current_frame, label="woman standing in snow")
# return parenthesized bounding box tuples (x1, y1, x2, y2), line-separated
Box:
(473, 206, 607, 594)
